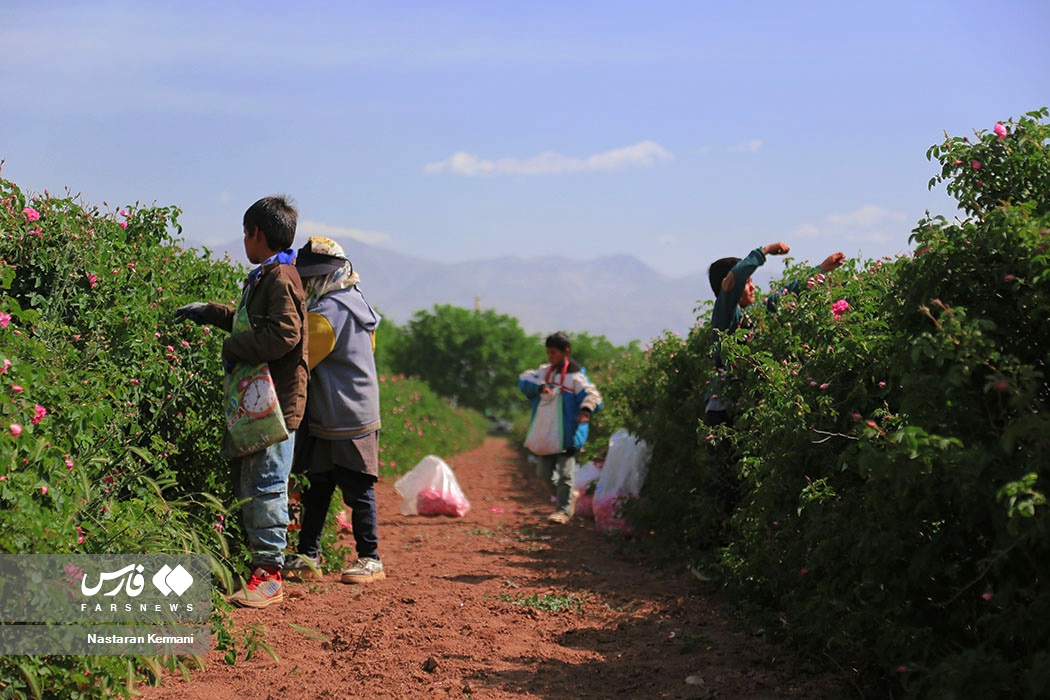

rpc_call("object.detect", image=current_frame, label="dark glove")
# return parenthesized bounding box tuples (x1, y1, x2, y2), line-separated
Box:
(174, 302, 209, 325)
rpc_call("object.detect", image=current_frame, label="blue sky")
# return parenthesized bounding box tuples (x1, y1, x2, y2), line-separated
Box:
(3, 0, 1048, 283)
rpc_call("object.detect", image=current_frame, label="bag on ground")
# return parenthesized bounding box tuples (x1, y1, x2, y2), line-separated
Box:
(593, 430, 652, 532)
(394, 455, 471, 517)
(572, 460, 602, 519)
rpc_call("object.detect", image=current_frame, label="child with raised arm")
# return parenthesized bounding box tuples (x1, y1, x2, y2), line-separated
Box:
(705, 242, 846, 427)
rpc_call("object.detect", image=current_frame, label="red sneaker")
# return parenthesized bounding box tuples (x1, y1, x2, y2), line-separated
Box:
(227, 568, 284, 608)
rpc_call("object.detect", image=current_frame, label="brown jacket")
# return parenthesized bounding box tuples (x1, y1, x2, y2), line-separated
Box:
(202, 261, 309, 430)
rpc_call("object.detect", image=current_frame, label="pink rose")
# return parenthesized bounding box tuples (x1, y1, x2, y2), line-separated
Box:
(993, 122, 1007, 140)
(40, 486, 48, 495)
(31, 404, 46, 426)
(9, 423, 22, 437)
(23, 207, 40, 222)
(1, 359, 10, 374)
(971, 160, 982, 170)
(118, 221, 128, 229)
(11, 385, 23, 393)
(0, 313, 10, 329)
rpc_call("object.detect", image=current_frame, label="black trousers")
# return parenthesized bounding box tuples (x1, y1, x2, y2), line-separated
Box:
(297, 467, 380, 561)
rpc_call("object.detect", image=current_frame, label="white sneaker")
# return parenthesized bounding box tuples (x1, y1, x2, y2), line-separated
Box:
(340, 558, 386, 584)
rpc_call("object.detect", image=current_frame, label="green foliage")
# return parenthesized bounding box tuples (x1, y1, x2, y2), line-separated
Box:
(371, 311, 405, 377)
(0, 177, 245, 696)
(388, 304, 537, 416)
(566, 331, 640, 375)
(609, 110, 1050, 698)
(375, 373, 488, 477)
(498, 591, 583, 613)
(601, 329, 723, 556)
(0, 175, 489, 695)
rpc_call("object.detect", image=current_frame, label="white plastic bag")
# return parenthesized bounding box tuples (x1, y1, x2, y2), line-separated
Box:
(573, 460, 602, 519)
(524, 388, 564, 455)
(394, 455, 471, 517)
(593, 429, 652, 532)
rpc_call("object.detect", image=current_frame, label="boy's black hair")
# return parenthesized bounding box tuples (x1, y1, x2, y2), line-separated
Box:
(243, 195, 298, 252)
(708, 257, 741, 297)
(545, 331, 572, 351)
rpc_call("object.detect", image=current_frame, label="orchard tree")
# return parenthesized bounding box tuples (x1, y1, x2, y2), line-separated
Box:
(566, 330, 640, 374)
(391, 304, 537, 415)
(372, 311, 405, 376)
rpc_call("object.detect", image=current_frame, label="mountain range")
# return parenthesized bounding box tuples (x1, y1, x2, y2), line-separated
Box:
(343, 242, 711, 345)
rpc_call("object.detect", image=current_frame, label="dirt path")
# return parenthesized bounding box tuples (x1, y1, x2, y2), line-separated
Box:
(141, 437, 846, 699)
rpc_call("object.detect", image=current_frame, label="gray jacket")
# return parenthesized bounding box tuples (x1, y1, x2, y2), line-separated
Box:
(306, 286, 381, 439)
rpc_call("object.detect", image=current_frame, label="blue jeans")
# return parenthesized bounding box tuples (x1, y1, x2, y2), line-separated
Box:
(236, 432, 295, 569)
(537, 452, 576, 514)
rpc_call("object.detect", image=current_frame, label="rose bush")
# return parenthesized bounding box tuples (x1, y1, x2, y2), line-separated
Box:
(604, 108, 1050, 698)
(0, 174, 489, 696)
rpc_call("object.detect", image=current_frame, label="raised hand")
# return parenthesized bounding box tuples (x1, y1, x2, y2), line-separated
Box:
(820, 252, 847, 273)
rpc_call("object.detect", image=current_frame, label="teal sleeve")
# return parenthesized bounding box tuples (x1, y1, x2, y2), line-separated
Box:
(710, 248, 766, 332)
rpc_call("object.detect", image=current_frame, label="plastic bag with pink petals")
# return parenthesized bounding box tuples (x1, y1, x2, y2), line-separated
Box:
(394, 455, 471, 517)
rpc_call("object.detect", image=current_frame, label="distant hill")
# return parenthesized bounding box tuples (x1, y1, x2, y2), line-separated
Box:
(344, 242, 710, 344)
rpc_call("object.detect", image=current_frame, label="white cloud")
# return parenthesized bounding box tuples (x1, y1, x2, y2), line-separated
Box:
(727, 139, 763, 153)
(845, 230, 896, 244)
(791, 223, 822, 238)
(424, 141, 673, 176)
(826, 204, 906, 228)
(298, 219, 390, 245)
(789, 205, 908, 247)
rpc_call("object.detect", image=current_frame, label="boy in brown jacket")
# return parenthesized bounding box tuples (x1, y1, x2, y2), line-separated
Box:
(176, 195, 308, 608)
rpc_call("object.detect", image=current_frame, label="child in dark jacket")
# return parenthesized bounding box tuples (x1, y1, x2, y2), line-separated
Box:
(519, 332, 603, 524)
(705, 241, 846, 426)
(176, 195, 308, 609)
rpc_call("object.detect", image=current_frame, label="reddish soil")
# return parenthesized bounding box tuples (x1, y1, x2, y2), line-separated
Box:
(141, 437, 847, 699)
